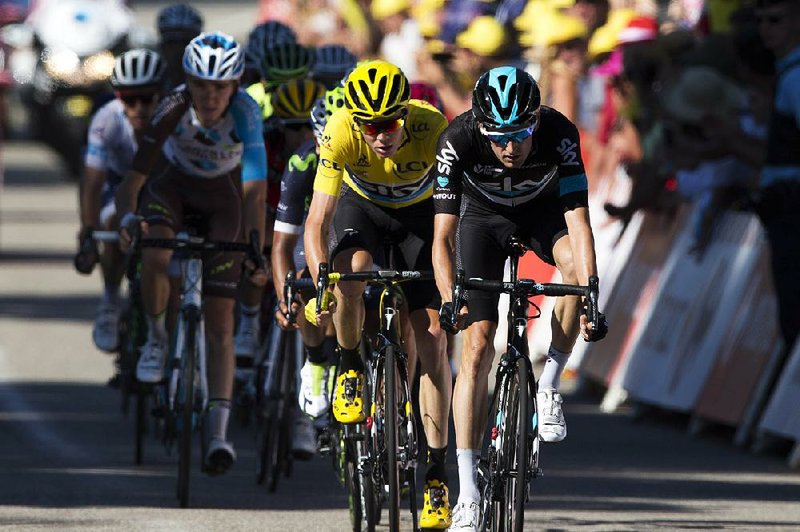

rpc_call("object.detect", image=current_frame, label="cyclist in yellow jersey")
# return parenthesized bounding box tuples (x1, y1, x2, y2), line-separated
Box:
(305, 60, 453, 529)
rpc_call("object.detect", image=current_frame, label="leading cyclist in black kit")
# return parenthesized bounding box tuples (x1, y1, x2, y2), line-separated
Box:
(432, 66, 607, 529)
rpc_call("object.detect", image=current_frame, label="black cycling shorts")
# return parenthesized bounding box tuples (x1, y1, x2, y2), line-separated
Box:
(457, 197, 569, 325)
(330, 186, 440, 313)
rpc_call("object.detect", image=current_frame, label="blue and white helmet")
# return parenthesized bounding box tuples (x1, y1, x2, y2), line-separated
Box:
(472, 66, 540, 131)
(111, 49, 165, 88)
(183, 32, 244, 81)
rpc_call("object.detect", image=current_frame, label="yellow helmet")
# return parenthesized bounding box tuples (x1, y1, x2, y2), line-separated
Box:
(344, 60, 410, 121)
(271, 79, 326, 121)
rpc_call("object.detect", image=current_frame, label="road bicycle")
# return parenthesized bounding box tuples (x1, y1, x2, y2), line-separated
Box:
(445, 237, 599, 532)
(137, 228, 262, 508)
(254, 270, 313, 492)
(315, 260, 426, 532)
(91, 230, 150, 466)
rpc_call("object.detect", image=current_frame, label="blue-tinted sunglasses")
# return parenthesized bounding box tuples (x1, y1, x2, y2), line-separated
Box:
(480, 125, 535, 145)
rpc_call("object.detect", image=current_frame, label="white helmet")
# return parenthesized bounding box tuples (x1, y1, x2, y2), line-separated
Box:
(182, 32, 244, 81)
(111, 49, 165, 88)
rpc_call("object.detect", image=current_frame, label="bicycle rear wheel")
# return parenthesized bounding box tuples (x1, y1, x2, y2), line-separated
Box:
(384, 345, 400, 532)
(177, 311, 198, 508)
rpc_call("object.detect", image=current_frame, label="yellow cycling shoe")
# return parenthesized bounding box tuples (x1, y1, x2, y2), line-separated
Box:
(332, 369, 366, 424)
(420, 478, 452, 529)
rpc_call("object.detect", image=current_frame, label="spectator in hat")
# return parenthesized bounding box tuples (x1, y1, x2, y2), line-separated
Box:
(756, 0, 800, 350)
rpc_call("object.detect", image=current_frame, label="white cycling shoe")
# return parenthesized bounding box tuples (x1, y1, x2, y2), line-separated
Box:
(298, 361, 330, 418)
(537, 390, 567, 443)
(450, 500, 480, 531)
(136, 340, 167, 383)
(291, 414, 317, 460)
(205, 438, 236, 476)
(92, 302, 120, 353)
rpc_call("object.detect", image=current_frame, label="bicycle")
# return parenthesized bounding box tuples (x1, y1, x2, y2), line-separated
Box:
(254, 270, 313, 492)
(136, 228, 263, 508)
(445, 237, 599, 532)
(89, 230, 151, 466)
(315, 260, 426, 532)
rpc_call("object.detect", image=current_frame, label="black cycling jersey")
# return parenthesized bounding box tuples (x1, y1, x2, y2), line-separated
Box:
(432, 106, 589, 216)
(274, 139, 317, 235)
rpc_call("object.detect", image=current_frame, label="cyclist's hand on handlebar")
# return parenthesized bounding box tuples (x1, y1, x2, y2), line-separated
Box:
(439, 301, 467, 333)
(304, 292, 337, 327)
(118, 213, 146, 253)
(275, 299, 300, 330)
(73, 226, 99, 275)
(581, 311, 608, 342)
(244, 255, 270, 287)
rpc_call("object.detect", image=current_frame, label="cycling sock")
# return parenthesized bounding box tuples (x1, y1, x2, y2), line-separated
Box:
(304, 342, 326, 365)
(207, 398, 232, 442)
(538, 346, 571, 391)
(103, 285, 120, 306)
(146, 313, 168, 344)
(338, 345, 363, 373)
(239, 303, 260, 331)
(456, 448, 480, 503)
(426, 446, 448, 483)
(324, 336, 339, 366)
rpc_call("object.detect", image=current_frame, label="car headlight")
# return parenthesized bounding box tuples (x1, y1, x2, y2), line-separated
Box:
(83, 51, 115, 82)
(42, 47, 81, 83)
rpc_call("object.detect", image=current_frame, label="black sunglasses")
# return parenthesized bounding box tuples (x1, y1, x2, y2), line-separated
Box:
(118, 92, 158, 106)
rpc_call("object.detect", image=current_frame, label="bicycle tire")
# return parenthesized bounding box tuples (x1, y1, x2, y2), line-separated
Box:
(501, 360, 528, 532)
(177, 310, 198, 508)
(343, 435, 364, 531)
(135, 385, 147, 465)
(385, 344, 400, 532)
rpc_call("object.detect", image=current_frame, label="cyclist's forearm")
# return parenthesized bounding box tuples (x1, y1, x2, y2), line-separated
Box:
(305, 221, 329, 284)
(270, 232, 297, 294)
(243, 180, 267, 248)
(433, 213, 458, 301)
(80, 168, 105, 229)
(115, 170, 147, 218)
(565, 209, 598, 286)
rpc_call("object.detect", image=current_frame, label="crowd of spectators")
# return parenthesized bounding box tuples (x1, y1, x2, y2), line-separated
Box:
(257, 0, 799, 352)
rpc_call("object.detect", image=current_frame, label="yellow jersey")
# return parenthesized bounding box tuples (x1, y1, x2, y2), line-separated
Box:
(314, 100, 448, 209)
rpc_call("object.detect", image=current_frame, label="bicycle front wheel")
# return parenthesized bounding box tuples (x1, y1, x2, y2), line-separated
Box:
(177, 311, 198, 508)
(502, 360, 529, 532)
(384, 345, 400, 531)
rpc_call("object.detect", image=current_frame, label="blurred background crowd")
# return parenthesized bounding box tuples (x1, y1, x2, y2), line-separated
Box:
(0, 0, 796, 352)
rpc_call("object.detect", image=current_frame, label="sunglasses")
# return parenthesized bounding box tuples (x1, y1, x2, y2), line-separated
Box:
(356, 116, 405, 136)
(479, 125, 535, 145)
(756, 14, 784, 25)
(117, 92, 158, 106)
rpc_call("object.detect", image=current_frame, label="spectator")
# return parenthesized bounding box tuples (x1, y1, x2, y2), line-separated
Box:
(371, 0, 423, 80)
(756, 0, 800, 350)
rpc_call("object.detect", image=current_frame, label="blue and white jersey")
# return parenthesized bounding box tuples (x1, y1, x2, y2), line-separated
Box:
(85, 98, 137, 182)
(132, 86, 267, 183)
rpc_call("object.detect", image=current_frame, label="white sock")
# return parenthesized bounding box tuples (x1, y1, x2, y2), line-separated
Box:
(456, 448, 480, 504)
(239, 303, 260, 331)
(538, 346, 571, 392)
(146, 313, 168, 345)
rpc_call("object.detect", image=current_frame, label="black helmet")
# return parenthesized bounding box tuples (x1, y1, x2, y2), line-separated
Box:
(472, 66, 540, 131)
(157, 3, 203, 42)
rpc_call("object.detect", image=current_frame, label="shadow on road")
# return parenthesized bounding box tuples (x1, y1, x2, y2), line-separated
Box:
(0, 294, 95, 323)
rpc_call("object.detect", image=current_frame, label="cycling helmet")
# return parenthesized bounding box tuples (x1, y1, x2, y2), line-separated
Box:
(245, 21, 297, 72)
(111, 49, 165, 88)
(312, 45, 357, 84)
(271, 79, 326, 121)
(344, 60, 409, 121)
(183, 32, 244, 81)
(410, 82, 443, 112)
(157, 3, 203, 41)
(310, 96, 328, 143)
(260, 43, 315, 85)
(325, 85, 346, 113)
(472, 66, 540, 131)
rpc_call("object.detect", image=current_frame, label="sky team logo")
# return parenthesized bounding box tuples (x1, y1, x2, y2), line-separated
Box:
(437, 175, 449, 187)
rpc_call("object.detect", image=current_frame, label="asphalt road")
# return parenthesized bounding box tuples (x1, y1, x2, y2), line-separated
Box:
(2, 141, 800, 531)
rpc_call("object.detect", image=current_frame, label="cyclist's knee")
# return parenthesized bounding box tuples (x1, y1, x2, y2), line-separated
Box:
(335, 281, 365, 301)
(142, 249, 171, 273)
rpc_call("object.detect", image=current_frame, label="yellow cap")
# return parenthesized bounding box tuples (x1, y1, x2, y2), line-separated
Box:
(456, 16, 507, 57)
(371, 0, 411, 20)
(586, 9, 637, 57)
(519, 11, 587, 47)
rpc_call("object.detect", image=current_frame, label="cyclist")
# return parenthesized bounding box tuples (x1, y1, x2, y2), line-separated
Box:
(115, 32, 268, 475)
(242, 20, 298, 86)
(234, 42, 317, 366)
(261, 77, 326, 458)
(304, 60, 454, 529)
(311, 44, 357, 90)
(75, 49, 165, 353)
(432, 66, 607, 529)
(155, 3, 204, 90)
